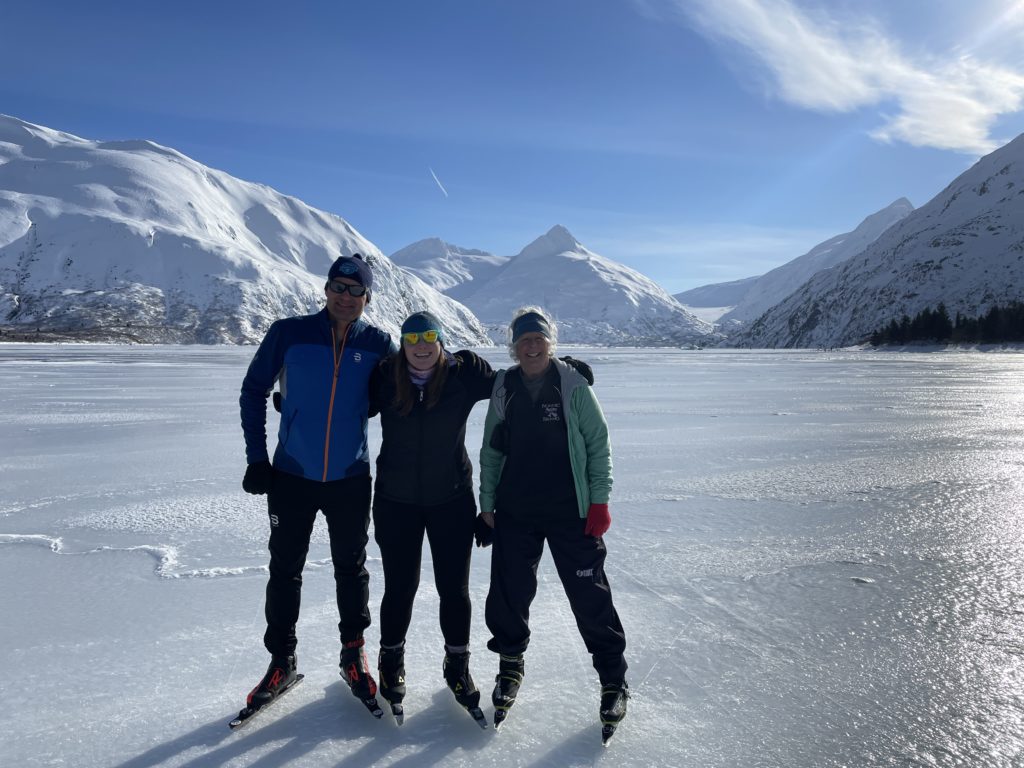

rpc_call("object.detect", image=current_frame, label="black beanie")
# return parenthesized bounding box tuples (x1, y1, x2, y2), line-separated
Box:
(511, 311, 552, 343)
(328, 253, 373, 289)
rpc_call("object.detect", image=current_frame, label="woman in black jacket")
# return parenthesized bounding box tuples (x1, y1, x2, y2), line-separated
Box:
(368, 311, 495, 726)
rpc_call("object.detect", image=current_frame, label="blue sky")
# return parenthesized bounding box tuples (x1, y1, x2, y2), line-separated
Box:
(3, 1, 1024, 293)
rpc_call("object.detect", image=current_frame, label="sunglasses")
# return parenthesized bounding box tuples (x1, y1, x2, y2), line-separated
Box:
(328, 281, 367, 297)
(402, 330, 439, 345)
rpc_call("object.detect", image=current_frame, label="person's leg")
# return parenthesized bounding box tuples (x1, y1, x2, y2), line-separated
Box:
(373, 495, 427, 647)
(321, 473, 372, 643)
(484, 514, 540, 723)
(546, 518, 628, 685)
(424, 492, 481, 710)
(263, 471, 318, 657)
(423, 492, 476, 648)
(484, 514, 545, 656)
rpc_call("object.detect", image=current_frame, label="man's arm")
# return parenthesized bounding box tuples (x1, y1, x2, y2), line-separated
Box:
(239, 322, 285, 465)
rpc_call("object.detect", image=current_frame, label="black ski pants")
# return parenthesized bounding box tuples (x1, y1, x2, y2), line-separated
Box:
(372, 491, 477, 649)
(263, 470, 372, 658)
(485, 512, 628, 685)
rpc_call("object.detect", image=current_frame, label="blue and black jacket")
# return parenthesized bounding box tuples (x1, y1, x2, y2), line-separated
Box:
(240, 308, 395, 482)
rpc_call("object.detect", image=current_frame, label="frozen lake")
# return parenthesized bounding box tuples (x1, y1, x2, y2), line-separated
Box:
(2, 344, 1023, 767)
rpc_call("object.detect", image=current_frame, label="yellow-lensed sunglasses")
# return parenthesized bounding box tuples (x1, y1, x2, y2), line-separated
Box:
(402, 330, 440, 345)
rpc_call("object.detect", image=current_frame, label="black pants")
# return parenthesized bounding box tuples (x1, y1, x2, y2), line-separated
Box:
(485, 513, 628, 685)
(373, 491, 476, 649)
(263, 470, 372, 657)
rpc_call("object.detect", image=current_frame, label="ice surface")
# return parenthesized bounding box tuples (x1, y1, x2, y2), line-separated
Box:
(2, 344, 1023, 767)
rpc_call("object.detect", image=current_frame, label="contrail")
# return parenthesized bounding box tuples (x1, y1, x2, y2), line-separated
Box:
(429, 167, 449, 198)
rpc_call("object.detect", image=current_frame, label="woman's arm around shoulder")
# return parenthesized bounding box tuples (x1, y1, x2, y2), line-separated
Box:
(454, 349, 496, 402)
(367, 354, 394, 418)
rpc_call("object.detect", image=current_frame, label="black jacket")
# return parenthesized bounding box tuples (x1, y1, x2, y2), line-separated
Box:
(370, 349, 495, 506)
(494, 365, 579, 521)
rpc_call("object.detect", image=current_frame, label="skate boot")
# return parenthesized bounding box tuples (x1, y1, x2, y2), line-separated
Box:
(599, 680, 629, 745)
(491, 653, 524, 729)
(378, 643, 406, 724)
(340, 638, 383, 718)
(444, 648, 487, 728)
(246, 654, 298, 709)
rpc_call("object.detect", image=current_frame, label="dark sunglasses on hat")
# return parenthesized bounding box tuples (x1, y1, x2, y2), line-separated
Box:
(328, 281, 368, 297)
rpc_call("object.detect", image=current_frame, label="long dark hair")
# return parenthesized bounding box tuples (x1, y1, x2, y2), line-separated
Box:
(391, 346, 449, 416)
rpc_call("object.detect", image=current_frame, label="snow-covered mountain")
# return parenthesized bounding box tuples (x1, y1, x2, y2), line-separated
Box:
(674, 199, 914, 333)
(0, 115, 489, 345)
(741, 134, 1024, 348)
(718, 199, 914, 328)
(674, 275, 758, 310)
(459, 225, 717, 345)
(390, 238, 509, 302)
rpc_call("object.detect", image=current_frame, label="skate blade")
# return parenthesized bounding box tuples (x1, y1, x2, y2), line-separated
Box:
(229, 674, 305, 729)
(361, 697, 384, 719)
(349, 690, 384, 719)
(466, 706, 489, 729)
(601, 723, 617, 745)
(389, 702, 404, 725)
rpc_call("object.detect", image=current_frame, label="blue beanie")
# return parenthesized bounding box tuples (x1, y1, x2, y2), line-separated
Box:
(401, 311, 445, 344)
(328, 253, 373, 289)
(511, 311, 552, 343)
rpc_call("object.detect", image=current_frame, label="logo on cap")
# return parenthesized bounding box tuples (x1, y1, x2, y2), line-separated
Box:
(339, 262, 358, 275)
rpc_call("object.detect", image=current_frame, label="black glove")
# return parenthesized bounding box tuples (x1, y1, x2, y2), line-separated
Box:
(474, 514, 494, 548)
(243, 461, 274, 495)
(272, 391, 282, 413)
(560, 356, 594, 385)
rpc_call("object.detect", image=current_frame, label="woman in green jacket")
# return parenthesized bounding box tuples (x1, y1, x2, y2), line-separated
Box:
(477, 306, 628, 741)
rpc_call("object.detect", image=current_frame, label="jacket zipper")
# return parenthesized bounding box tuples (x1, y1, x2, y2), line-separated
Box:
(416, 387, 424, 503)
(322, 326, 348, 482)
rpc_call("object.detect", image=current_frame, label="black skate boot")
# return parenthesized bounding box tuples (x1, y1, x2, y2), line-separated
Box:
(340, 638, 383, 718)
(378, 643, 406, 724)
(491, 653, 524, 730)
(599, 680, 629, 745)
(443, 648, 487, 728)
(229, 654, 303, 728)
(246, 654, 298, 709)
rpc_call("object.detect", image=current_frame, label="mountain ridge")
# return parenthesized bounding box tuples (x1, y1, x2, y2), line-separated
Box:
(0, 115, 490, 345)
(455, 225, 717, 345)
(740, 134, 1024, 347)
(390, 238, 510, 301)
(675, 199, 914, 332)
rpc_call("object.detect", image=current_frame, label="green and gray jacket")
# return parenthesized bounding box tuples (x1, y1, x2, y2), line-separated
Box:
(479, 357, 612, 518)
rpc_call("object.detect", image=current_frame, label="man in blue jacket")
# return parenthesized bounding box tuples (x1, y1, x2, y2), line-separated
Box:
(239, 253, 395, 718)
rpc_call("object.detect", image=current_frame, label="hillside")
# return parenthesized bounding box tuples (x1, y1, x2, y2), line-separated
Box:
(0, 116, 489, 345)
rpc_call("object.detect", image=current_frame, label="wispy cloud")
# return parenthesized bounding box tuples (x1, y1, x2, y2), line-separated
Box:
(645, 0, 1024, 154)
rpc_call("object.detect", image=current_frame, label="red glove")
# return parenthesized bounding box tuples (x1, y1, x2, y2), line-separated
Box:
(584, 503, 611, 538)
